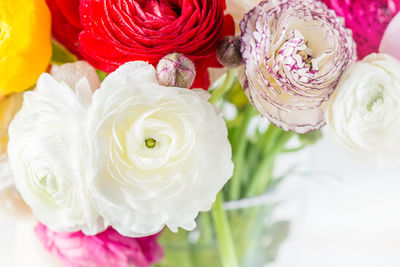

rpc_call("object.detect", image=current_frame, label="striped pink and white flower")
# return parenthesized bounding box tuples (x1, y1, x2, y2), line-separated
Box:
(240, 0, 356, 133)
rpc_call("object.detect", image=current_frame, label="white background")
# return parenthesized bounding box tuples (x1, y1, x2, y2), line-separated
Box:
(272, 131, 400, 267)
(1, 131, 400, 266)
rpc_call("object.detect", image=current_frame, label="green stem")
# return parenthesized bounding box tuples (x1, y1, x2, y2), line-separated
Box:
(262, 124, 283, 155)
(229, 106, 254, 200)
(211, 193, 239, 267)
(198, 212, 213, 244)
(207, 69, 243, 267)
(209, 69, 236, 104)
(245, 130, 294, 197)
(245, 153, 276, 198)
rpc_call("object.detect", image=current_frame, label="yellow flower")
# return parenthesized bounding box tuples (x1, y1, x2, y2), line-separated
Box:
(0, 92, 23, 154)
(0, 0, 52, 95)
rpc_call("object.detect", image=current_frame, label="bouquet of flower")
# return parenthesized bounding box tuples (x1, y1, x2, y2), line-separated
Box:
(1, 0, 400, 266)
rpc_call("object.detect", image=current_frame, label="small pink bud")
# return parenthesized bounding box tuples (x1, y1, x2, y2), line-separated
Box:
(156, 53, 196, 88)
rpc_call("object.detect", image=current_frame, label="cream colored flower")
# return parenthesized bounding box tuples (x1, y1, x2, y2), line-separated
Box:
(7, 62, 104, 234)
(8, 61, 233, 237)
(326, 53, 400, 167)
(88, 61, 233, 237)
(226, 0, 261, 26)
(240, 0, 356, 133)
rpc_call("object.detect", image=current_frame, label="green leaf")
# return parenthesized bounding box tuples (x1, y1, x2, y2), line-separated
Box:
(96, 69, 108, 82)
(50, 40, 77, 65)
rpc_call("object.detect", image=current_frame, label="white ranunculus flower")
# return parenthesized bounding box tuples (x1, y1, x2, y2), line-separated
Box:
(326, 53, 400, 167)
(88, 61, 233, 237)
(7, 68, 104, 234)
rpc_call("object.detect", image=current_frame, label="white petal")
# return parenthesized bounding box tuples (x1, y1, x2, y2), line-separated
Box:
(88, 61, 233, 236)
(326, 53, 400, 168)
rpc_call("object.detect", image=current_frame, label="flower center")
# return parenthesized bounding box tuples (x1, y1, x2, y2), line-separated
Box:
(142, 0, 181, 24)
(36, 170, 59, 197)
(145, 138, 157, 149)
(275, 30, 319, 79)
(297, 49, 313, 68)
(366, 94, 384, 111)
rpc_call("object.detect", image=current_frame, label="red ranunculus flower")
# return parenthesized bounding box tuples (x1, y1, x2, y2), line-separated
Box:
(46, 0, 234, 89)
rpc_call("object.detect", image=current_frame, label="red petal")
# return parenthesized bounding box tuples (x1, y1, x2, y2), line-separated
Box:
(78, 0, 234, 90)
(46, 0, 82, 55)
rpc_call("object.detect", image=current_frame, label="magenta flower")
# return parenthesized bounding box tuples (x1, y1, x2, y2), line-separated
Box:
(322, 0, 400, 59)
(35, 223, 164, 267)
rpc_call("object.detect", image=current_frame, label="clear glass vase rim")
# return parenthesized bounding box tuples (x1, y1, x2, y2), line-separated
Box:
(223, 193, 282, 210)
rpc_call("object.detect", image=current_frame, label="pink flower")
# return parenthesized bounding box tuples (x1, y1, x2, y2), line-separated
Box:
(35, 223, 164, 267)
(322, 0, 400, 59)
(380, 12, 400, 61)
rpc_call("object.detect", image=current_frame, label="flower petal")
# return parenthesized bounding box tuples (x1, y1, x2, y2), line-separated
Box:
(380, 12, 400, 62)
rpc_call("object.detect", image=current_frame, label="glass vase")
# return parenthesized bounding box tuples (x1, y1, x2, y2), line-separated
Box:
(155, 195, 290, 267)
